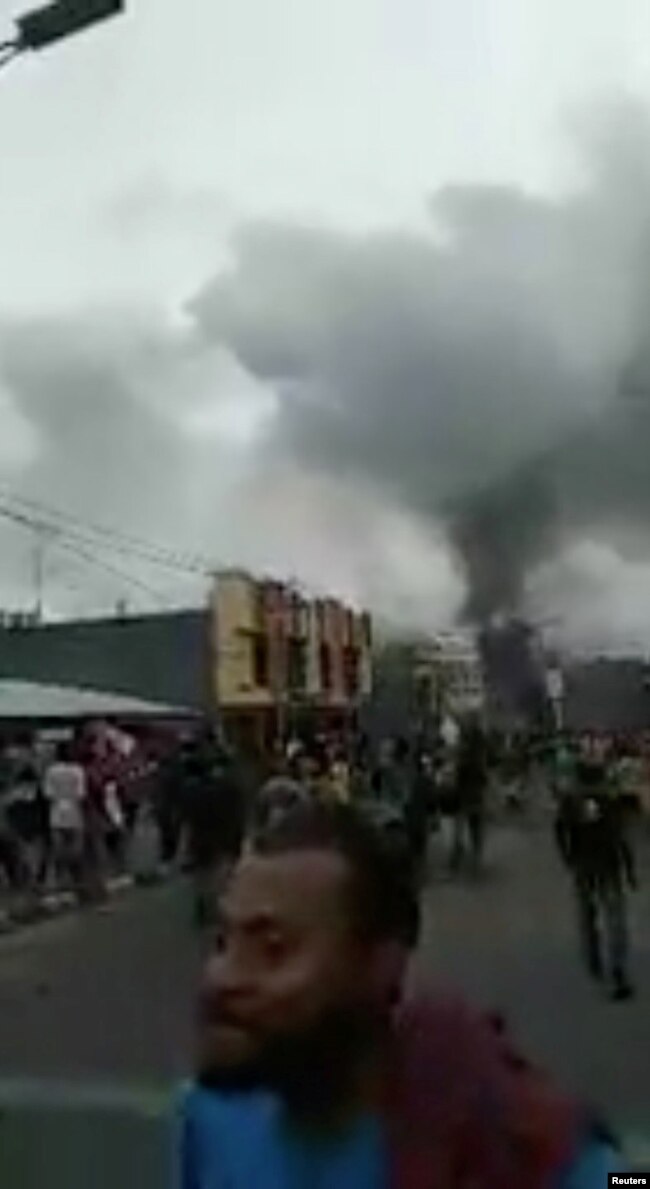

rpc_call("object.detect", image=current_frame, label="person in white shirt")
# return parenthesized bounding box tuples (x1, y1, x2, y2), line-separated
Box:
(44, 742, 87, 892)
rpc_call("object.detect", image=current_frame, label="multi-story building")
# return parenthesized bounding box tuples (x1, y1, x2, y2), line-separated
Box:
(0, 572, 372, 752)
(413, 631, 485, 724)
(364, 631, 484, 750)
(211, 571, 372, 749)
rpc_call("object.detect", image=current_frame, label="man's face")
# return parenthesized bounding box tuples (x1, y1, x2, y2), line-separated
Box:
(196, 849, 396, 1099)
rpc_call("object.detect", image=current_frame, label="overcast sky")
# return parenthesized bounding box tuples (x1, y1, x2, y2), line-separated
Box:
(2, 0, 650, 649)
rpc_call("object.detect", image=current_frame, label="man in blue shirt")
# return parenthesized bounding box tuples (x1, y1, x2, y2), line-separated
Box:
(179, 801, 621, 1188)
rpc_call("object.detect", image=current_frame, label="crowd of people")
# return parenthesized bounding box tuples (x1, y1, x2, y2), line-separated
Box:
(244, 720, 491, 889)
(0, 722, 159, 912)
(0, 711, 644, 1184)
(1, 715, 644, 1010)
(0, 710, 506, 928)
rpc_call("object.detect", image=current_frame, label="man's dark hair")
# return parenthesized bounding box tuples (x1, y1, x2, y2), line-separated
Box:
(56, 741, 74, 764)
(251, 800, 420, 949)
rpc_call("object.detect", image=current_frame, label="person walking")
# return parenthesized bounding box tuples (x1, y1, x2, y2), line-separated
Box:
(0, 784, 25, 904)
(254, 761, 309, 833)
(102, 779, 127, 876)
(4, 760, 49, 896)
(555, 751, 637, 1001)
(44, 742, 87, 898)
(180, 740, 246, 929)
(405, 752, 437, 882)
(450, 717, 489, 875)
(154, 743, 186, 870)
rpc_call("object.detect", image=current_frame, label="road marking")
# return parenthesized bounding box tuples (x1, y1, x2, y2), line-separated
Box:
(0, 1077, 171, 1116)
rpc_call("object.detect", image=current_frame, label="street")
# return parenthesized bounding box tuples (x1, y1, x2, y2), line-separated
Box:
(0, 819, 648, 1148)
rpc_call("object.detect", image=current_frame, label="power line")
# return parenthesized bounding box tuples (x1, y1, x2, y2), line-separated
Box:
(0, 490, 221, 578)
(0, 495, 211, 573)
(12, 488, 217, 572)
(0, 498, 215, 614)
(56, 539, 173, 607)
(0, 505, 211, 615)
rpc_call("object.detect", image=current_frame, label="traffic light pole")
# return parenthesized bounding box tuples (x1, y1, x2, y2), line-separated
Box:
(0, 42, 20, 72)
(1, 0, 124, 73)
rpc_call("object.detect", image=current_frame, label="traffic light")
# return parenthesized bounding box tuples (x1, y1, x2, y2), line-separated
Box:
(16, 0, 124, 51)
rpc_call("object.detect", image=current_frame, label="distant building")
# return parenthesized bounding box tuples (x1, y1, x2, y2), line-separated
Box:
(364, 631, 484, 752)
(563, 657, 650, 734)
(479, 618, 548, 730)
(0, 609, 211, 713)
(414, 631, 485, 722)
(0, 573, 372, 751)
(360, 641, 417, 747)
(213, 571, 372, 750)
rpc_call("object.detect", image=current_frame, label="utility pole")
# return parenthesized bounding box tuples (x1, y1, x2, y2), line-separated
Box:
(1, 0, 124, 71)
(32, 525, 49, 623)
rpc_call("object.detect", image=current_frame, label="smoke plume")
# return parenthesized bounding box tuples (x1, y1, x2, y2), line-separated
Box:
(3, 100, 650, 634)
(190, 99, 650, 622)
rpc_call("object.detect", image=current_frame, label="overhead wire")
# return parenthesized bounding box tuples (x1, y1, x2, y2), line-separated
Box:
(0, 496, 213, 613)
(3, 498, 211, 574)
(0, 504, 211, 613)
(0, 492, 218, 578)
(55, 539, 174, 608)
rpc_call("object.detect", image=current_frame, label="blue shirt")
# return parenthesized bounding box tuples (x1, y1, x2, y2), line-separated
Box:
(178, 1085, 622, 1189)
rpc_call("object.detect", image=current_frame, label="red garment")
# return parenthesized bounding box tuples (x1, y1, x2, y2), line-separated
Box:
(386, 993, 591, 1189)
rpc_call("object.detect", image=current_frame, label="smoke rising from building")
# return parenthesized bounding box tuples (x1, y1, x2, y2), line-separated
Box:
(190, 100, 650, 624)
(3, 101, 650, 636)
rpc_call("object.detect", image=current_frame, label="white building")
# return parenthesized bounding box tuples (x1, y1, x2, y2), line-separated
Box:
(414, 630, 485, 721)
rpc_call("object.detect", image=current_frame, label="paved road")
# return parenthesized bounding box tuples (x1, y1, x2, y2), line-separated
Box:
(416, 819, 650, 1138)
(0, 879, 199, 1086)
(0, 819, 648, 1138)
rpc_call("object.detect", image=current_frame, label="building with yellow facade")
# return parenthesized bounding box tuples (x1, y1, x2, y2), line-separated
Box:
(0, 572, 372, 754)
(212, 571, 372, 751)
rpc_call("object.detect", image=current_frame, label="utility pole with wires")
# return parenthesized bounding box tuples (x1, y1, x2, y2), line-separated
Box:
(0, 486, 218, 617)
(32, 529, 46, 622)
(1, 0, 124, 72)
(30, 521, 56, 623)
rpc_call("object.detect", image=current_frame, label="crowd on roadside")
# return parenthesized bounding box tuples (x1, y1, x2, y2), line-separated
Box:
(0, 721, 163, 914)
(179, 715, 498, 928)
(3, 709, 646, 929)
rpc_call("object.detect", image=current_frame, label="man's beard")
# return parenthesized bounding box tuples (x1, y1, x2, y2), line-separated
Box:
(198, 1004, 386, 1115)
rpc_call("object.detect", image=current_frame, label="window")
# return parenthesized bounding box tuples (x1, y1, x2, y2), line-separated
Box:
(253, 638, 269, 688)
(320, 643, 332, 691)
(288, 640, 306, 693)
(343, 646, 359, 697)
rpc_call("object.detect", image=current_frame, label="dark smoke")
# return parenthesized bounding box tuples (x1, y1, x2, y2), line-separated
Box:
(3, 101, 650, 628)
(190, 100, 650, 621)
(450, 465, 558, 622)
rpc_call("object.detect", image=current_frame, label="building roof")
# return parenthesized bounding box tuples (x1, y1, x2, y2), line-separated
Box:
(0, 610, 211, 712)
(0, 680, 200, 723)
